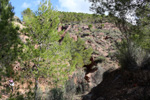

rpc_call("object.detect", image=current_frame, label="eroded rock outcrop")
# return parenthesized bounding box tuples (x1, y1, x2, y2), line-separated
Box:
(65, 61, 105, 100)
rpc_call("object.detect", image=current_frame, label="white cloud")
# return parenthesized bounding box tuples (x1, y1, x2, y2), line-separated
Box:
(22, 2, 31, 8)
(58, 0, 93, 14)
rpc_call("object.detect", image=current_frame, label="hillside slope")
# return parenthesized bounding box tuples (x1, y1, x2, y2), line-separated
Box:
(56, 15, 123, 100)
(0, 14, 122, 100)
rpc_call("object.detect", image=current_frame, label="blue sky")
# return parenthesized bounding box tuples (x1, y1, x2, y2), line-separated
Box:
(10, 0, 93, 19)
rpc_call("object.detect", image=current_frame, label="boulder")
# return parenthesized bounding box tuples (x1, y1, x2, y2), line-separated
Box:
(86, 64, 105, 88)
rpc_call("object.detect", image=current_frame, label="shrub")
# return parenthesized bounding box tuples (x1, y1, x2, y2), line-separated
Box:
(0, 0, 22, 75)
(116, 41, 149, 70)
(95, 56, 106, 63)
(88, 24, 93, 29)
(8, 95, 24, 100)
(101, 24, 105, 28)
(5, 66, 14, 77)
(48, 88, 64, 100)
(64, 69, 89, 100)
(35, 88, 43, 100)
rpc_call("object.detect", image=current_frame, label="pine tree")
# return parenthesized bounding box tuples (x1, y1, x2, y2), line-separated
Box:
(21, 8, 34, 19)
(22, 0, 61, 99)
(0, 0, 22, 76)
(135, 4, 150, 50)
(22, 0, 93, 99)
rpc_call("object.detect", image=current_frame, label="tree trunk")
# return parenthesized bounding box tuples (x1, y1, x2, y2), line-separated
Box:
(34, 77, 38, 100)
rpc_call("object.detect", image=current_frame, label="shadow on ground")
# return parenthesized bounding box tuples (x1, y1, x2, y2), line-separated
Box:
(82, 68, 150, 100)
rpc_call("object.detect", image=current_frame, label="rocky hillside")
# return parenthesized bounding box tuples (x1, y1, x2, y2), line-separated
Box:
(56, 20, 123, 99)
(1, 0, 150, 99)
(59, 22, 122, 68)
(0, 15, 122, 100)
(57, 15, 150, 100)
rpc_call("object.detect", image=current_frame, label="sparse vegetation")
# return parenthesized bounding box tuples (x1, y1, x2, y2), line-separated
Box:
(88, 24, 93, 29)
(1, 0, 150, 100)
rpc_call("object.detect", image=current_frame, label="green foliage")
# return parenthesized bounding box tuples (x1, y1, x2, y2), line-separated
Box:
(22, 0, 61, 78)
(134, 5, 150, 50)
(0, 0, 23, 76)
(21, 8, 34, 19)
(116, 40, 147, 70)
(88, 24, 93, 29)
(22, 1, 66, 99)
(5, 66, 14, 77)
(59, 11, 105, 24)
(49, 88, 64, 100)
(22, 0, 93, 86)
(8, 95, 24, 100)
(89, 0, 150, 69)
(96, 56, 105, 62)
(101, 24, 104, 28)
(62, 34, 93, 69)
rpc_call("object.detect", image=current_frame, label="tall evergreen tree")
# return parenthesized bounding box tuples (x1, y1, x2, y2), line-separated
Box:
(22, 0, 91, 99)
(22, 0, 93, 99)
(22, 0, 62, 99)
(21, 8, 34, 19)
(0, 0, 22, 76)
